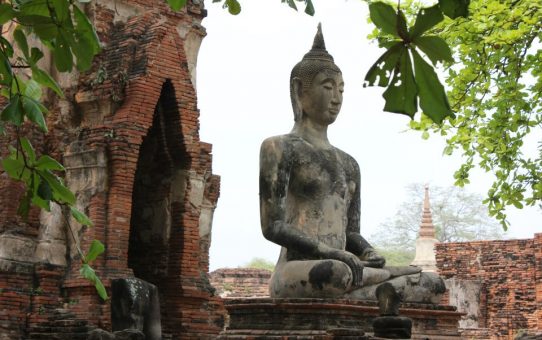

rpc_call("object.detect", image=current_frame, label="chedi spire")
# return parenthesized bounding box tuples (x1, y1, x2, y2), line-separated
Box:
(411, 185, 439, 272)
(419, 185, 436, 238)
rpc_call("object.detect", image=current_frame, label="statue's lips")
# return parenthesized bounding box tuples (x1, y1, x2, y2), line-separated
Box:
(328, 109, 339, 115)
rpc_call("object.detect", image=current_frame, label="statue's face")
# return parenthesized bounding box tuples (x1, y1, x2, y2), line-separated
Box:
(300, 70, 344, 125)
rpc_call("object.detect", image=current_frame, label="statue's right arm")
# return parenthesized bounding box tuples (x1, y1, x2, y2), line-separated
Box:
(259, 138, 364, 287)
(259, 137, 320, 254)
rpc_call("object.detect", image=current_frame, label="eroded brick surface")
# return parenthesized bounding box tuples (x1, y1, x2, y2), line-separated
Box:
(0, 1, 225, 338)
(436, 233, 542, 339)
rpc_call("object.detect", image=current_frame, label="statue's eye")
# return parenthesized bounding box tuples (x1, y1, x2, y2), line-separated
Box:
(323, 84, 333, 90)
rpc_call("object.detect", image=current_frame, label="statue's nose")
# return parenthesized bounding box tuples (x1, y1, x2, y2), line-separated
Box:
(331, 88, 343, 104)
(331, 94, 342, 105)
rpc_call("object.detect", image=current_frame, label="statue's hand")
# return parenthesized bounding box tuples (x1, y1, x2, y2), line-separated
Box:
(360, 248, 386, 268)
(337, 251, 364, 289)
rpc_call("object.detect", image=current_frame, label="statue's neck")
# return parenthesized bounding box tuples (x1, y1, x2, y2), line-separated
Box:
(291, 120, 331, 149)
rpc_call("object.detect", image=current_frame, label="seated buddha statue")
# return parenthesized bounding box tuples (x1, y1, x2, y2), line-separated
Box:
(259, 24, 445, 303)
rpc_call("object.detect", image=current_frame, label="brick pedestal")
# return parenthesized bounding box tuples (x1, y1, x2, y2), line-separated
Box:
(219, 298, 464, 340)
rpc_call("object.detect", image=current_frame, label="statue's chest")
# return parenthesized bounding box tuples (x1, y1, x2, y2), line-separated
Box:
(290, 148, 350, 199)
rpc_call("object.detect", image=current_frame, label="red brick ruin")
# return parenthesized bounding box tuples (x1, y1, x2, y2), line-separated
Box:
(0, 0, 225, 338)
(1, 0, 542, 339)
(437, 234, 542, 339)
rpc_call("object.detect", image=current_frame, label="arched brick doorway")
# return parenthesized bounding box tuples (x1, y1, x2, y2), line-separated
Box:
(127, 80, 190, 332)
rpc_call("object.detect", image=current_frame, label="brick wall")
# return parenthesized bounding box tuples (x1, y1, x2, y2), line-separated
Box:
(0, 0, 225, 338)
(436, 233, 542, 339)
(210, 268, 272, 298)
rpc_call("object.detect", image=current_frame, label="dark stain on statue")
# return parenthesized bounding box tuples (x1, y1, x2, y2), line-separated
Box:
(308, 260, 334, 290)
(300, 280, 307, 287)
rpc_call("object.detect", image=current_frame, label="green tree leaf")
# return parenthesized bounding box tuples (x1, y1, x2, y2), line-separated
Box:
(19, 0, 50, 17)
(13, 27, 30, 59)
(412, 36, 453, 65)
(0, 52, 13, 86)
(438, 0, 469, 19)
(369, 2, 399, 37)
(33, 22, 58, 41)
(411, 49, 451, 124)
(0, 4, 15, 25)
(53, 31, 73, 72)
(166, 0, 187, 11)
(225, 0, 241, 15)
(410, 4, 444, 38)
(80, 264, 108, 300)
(29, 47, 44, 65)
(50, 0, 69, 24)
(37, 179, 53, 201)
(69, 6, 101, 71)
(364, 42, 404, 87)
(304, 0, 315, 16)
(73, 6, 100, 54)
(383, 49, 418, 117)
(84, 240, 104, 263)
(0, 37, 14, 58)
(31, 67, 64, 97)
(71, 206, 93, 227)
(19, 137, 36, 164)
(22, 96, 47, 132)
(283, 0, 297, 10)
(1, 94, 23, 126)
(1, 158, 25, 179)
(24, 79, 42, 101)
(37, 169, 75, 205)
(396, 10, 409, 41)
(35, 155, 65, 171)
(17, 190, 32, 219)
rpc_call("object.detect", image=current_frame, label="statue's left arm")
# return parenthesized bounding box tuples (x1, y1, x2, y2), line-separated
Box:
(345, 157, 386, 268)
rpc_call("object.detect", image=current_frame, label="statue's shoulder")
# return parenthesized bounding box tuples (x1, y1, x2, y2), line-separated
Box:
(334, 147, 360, 173)
(260, 134, 302, 154)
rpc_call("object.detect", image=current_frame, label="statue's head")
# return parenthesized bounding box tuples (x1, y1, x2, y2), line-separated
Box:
(290, 24, 343, 122)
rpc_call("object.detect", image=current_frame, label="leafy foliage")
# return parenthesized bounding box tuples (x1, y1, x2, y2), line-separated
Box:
(0, 0, 104, 298)
(365, 1, 466, 123)
(281, 0, 315, 16)
(371, 183, 505, 265)
(375, 248, 414, 266)
(212, 0, 241, 15)
(408, 0, 542, 229)
(243, 257, 275, 271)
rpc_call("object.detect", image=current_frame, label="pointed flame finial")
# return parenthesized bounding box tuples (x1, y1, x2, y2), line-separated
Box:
(312, 23, 327, 51)
(302, 23, 334, 62)
(423, 184, 430, 211)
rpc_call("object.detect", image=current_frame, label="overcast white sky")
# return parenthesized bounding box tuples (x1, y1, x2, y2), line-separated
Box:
(197, 0, 542, 271)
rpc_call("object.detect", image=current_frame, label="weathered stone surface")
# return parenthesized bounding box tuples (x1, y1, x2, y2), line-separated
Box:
(347, 272, 446, 304)
(0, 1, 225, 339)
(88, 328, 145, 340)
(372, 316, 412, 339)
(259, 24, 444, 304)
(88, 329, 116, 340)
(437, 233, 542, 337)
(445, 278, 482, 329)
(220, 298, 463, 339)
(516, 331, 542, 340)
(411, 186, 438, 272)
(111, 278, 161, 340)
(0, 233, 36, 262)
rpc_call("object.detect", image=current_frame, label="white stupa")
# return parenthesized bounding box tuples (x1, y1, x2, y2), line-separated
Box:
(411, 185, 439, 272)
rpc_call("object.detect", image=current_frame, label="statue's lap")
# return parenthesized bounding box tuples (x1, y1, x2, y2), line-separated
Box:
(270, 260, 445, 304)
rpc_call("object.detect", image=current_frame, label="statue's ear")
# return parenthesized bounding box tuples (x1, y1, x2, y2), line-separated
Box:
(292, 77, 303, 121)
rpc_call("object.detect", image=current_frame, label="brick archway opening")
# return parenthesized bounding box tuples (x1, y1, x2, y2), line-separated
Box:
(127, 79, 188, 288)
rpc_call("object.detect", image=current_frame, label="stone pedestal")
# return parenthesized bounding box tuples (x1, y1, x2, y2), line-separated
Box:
(219, 298, 464, 340)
